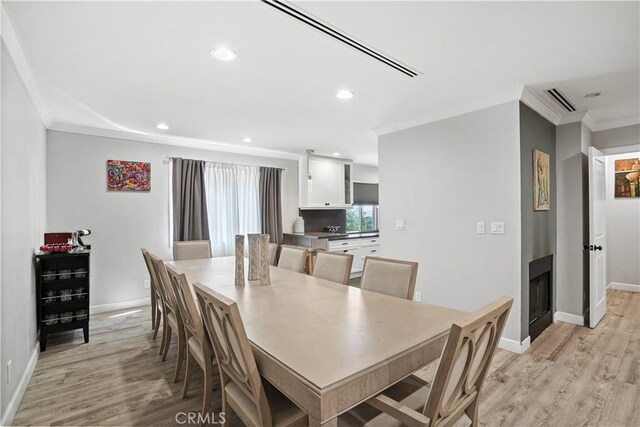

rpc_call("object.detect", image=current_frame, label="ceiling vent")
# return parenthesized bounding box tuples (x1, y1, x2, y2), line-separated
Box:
(546, 88, 577, 113)
(262, 0, 420, 78)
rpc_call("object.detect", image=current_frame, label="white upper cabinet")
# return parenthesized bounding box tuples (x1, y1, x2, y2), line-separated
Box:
(299, 155, 352, 208)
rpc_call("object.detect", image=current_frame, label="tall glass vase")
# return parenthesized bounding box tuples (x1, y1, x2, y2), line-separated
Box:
(234, 235, 245, 286)
(259, 234, 271, 286)
(247, 234, 260, 281)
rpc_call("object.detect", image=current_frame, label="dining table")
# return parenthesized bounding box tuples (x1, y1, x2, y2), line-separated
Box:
(166, 256, 466, 426)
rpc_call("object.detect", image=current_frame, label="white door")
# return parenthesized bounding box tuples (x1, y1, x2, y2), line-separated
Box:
(325, 160, 345, 206)
(308, 157, 327, 207)
(588, 146, 607, 328)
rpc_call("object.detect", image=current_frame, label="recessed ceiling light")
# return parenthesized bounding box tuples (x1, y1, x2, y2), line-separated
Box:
(585, 92, 601, 98)
(336, 89, 354, 100)
(242, 137, 253, 143)
(210, 47, 237, 61)
(156, 123, 169, 130)
(332, 152, 341, 156)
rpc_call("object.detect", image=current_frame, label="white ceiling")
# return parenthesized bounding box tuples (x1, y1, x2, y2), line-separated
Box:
(4, 1, 639, 165)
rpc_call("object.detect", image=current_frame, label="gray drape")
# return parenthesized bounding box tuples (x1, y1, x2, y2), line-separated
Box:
(259, 167, 283, 244)
(172, 158, 210, 241)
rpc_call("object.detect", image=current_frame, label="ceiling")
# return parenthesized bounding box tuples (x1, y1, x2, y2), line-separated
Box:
(4, 1, 639, 165)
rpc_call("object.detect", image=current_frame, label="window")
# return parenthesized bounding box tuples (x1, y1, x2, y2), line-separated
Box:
(346, 205, 378, 232)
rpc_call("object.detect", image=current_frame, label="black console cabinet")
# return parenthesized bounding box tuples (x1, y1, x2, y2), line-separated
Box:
(35, 252, 90, 351)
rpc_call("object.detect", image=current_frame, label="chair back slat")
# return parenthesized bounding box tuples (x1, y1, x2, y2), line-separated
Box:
(173, 240, 212, 261)
(277, 245, 308, 273)
(166, 265, 206, 343)
(313, 251, 354, 285)
(423, 296, 512, 425)
(361, 257, 418, 300)
(141, 248, 161, 300)
(149, 254, 178, 314)
(193, 283, 273, 426)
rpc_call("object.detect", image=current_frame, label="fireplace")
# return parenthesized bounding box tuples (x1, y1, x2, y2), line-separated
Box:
(529, 255, 553, 341)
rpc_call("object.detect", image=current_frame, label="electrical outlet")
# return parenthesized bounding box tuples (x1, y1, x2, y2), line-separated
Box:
(144, 279, 150, 289)
(395, 220, 406, 231)
(7, 360, 11, 384)
(491, 221, 505, 235)
(414, 291, 422, 302)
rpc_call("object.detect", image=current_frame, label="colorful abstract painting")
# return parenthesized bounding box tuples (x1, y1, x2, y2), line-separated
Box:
(614, 158, 640, 198)
(107, 160, 151, 192)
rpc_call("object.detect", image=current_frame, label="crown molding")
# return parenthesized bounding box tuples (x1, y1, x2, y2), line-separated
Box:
(590, 115, 640, 132)
(1, 4, 52, 127)
(520, 87, 562, 125)
(48, 122, 301, 161)
(373, 86, 523, 136)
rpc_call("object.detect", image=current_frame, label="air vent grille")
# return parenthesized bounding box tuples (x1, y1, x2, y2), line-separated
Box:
(546, 88, 576, 113)
(262, 0, 420, 78)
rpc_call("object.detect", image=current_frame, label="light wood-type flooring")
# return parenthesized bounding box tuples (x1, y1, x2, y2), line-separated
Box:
(13, 289, 639, 426)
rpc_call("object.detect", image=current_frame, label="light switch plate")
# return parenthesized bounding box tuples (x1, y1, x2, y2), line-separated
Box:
(144, 279, 150, 289)
(476, 222, 485, 234)
(395, 220, 405, 231)
(491, 222, 505, 234)
(414, 291, 422, 302)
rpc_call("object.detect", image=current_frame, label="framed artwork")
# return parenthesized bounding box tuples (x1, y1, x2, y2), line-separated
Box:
(614, 158, 640, 198)
(533, 149, 550, 211)
(107, 160, 151, 192)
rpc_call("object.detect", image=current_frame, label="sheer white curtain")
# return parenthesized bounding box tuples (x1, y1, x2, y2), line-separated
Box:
(204, 163, 261, 256)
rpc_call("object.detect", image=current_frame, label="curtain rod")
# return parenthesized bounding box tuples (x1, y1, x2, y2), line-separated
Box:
(162, 155, 286, 171)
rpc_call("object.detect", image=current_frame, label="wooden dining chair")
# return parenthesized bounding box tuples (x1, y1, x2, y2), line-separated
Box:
(277, 245, 308, 273)
(141, 248, 161, 339)
(149, 255, 187, 383)
(193, 282, 308, 427)
(166, 265, 218, 416)
(360, 257, 418, 300)
(268, 243, 278, 266)
(340, 296, 513, 427)
(312, 251, 353, 285)
(173, 240, 213, 261)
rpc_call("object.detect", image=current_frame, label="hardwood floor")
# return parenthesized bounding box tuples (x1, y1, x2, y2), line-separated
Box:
(13, 289, 639, 426)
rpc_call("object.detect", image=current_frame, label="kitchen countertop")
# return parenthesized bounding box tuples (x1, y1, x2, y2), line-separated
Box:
(283, 231, 379, 241)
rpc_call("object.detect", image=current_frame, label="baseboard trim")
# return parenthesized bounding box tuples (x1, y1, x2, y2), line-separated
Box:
(1, 343, 39, 426)
(553, 311, 584, 326)
(499, 336, 531, 354)
(90, 297, 150, 314)
(609, 282, 640, 293)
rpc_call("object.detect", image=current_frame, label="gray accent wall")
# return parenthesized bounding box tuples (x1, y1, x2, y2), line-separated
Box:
(378, 101, 522, 343)
(556, 122, 590, 319)
(1, 41, 47, 423)
(592, 124, 640, 151)
(519, 102, 557, 341)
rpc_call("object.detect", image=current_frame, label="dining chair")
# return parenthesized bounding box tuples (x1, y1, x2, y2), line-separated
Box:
(268, 243, 278, 266)
(166, 265, 218, 416)
(193, 282, 308, 427)
(360, 257, 418, 300)
(150, 254, 187, 383)
(173, 240, 213, 261)
(340, 296, 513, 427)
(312, 251, 353, 285)
(141, 248, 161, 339)
(277, 245, 308, 273)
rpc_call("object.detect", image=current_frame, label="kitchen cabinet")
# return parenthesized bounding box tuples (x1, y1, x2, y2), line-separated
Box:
(328, 236, 380, 276)
(299, 155, 352, 208)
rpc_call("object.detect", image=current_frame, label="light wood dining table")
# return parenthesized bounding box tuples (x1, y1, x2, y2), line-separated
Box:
(167, 256, 465, 426)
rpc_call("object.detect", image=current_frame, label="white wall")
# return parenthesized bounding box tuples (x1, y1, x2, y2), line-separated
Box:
(46, 130, 298, 309)
(352, 164, 378, 183)
(1, 40, 46, 423)
(378, 102, 522, 343)
(605, 152, 640, 287)
(592, 124, 640, 151)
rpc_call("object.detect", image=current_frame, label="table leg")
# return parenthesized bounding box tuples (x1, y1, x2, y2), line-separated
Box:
(308, 416, 337, 427)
